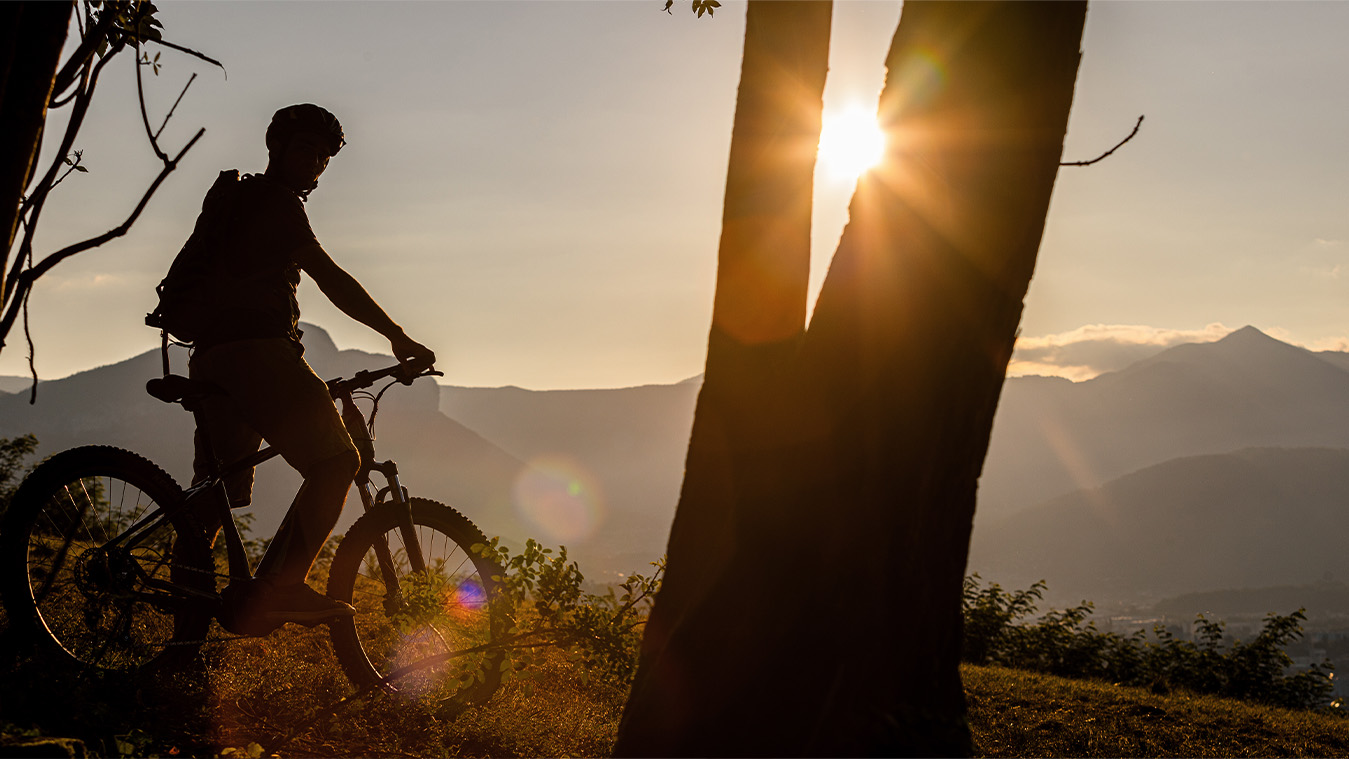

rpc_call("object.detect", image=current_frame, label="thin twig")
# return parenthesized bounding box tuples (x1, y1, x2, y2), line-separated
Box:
(156, 72, 197, 141)
(44, 156, 83, 197)
(0, 128, 205, 343)
(33, 128, 203, 278)
(133, 42, 168, 162)
(49, 4, 121, 105)
(6, 41, 120, 307)
(1060, 115, 1144, 167)
(23, 291, 36, 404)
(114, 27, 226, 74)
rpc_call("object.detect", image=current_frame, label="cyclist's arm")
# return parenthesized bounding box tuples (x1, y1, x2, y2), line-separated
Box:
(293, 241, 435, 364)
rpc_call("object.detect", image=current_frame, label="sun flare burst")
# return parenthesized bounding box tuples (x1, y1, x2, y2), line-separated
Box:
(818, 105, 887, 181)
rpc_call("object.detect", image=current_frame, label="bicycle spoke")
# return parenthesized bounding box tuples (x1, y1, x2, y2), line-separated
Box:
(10, 448, 209, 673)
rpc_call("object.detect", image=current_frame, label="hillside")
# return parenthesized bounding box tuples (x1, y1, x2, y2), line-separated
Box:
(969, 446, 1349, 603)
(981, 327, 1349, 520)
(7, 323, 1349, 588)
(963, 664, 1349, 758)
(0, 327, 536, 556)
(439, 380, 698, 570)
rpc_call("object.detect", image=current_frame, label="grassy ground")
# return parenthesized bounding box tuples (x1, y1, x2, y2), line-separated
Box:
(964, 663, 1349, 758)
(7, 631, 1349, 757)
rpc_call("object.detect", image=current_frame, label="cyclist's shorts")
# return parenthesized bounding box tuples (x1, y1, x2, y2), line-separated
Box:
(190, 337, 356, 505)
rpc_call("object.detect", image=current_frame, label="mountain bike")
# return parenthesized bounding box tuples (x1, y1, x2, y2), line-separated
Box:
(0, 360, 510, 711)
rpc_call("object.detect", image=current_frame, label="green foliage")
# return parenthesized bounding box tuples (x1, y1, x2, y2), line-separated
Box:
(477, 537, 663, 690)
(92, 0, 164, 58)
(961, 575, 1337, 712)
(0, 434, 39, 521)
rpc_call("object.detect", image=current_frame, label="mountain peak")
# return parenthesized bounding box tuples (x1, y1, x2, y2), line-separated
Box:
(298, 322, 338, 357)
(1218, 325, 1276, 345)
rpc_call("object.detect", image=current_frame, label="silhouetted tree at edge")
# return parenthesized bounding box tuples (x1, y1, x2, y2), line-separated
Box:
(0, 4, 72, 259)
(615, 2, 1086, 756)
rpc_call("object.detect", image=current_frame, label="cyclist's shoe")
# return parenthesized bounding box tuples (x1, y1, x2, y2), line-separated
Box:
(221, 578, 354, 634)
(255, 580, 356, 627)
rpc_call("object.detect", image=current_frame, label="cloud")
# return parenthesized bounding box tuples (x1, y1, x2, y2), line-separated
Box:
(1009, 323, 1235, 381)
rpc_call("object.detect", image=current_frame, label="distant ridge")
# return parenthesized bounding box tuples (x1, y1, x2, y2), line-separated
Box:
(0, 324, 533, 550)
(981, 326, 1349, 519)
(5, 323, 1349, 589)
(970, 446, 1349, 603)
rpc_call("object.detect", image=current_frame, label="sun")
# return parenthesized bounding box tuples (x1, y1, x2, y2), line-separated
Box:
(818, 105, 887, 181)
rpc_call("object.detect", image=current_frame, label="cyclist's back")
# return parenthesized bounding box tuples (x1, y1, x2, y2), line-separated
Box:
(163, 104, 436, 631)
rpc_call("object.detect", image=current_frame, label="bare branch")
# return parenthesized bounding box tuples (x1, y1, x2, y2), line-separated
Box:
(23, 291, 35, 404)
(155, 73, 196, 141)
(1060, 115, 1144, 167)
(0, 128, 205, 343)
(115, 27, 227, 75)
(133, 42, 168, 162)
(31, 128, 203, 279)
(5, 44, 120, 307)
(50, 61, 90, 109)
(45, 152, 87, 197)
(49, 5, 121, 105)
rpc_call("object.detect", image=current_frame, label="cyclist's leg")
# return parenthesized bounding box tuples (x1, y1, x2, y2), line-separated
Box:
(191, 338, 358, 587)
(188, 352, 263, 542)
(254, 448, 359, 584)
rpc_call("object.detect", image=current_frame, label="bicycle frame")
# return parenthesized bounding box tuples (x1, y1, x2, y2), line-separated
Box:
(115, 362, 434, 611)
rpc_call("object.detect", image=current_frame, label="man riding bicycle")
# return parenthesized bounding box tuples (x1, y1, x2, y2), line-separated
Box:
(160, 104, 435, 629)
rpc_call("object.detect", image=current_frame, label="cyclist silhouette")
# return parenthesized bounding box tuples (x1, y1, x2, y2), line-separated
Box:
(172, 104, 435, 628)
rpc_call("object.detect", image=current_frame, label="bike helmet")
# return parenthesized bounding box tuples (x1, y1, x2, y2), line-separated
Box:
(266, 103, 346, 157)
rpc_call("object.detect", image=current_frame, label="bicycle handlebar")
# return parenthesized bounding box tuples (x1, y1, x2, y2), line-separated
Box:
(326, 359, 440, 397)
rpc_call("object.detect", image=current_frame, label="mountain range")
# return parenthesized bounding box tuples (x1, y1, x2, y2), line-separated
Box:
(3, 324, 1349, 599)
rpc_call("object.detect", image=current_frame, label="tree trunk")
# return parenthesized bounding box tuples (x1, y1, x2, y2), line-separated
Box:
(0, 1, 73, 277)
(617, 1, 1086, 756)
(614, 0, 831, 754)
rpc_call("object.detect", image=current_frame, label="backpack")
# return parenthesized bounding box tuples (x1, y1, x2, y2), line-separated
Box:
(145, 169, 243, 344)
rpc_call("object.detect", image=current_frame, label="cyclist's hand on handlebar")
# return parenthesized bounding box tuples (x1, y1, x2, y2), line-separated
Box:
(390, 333, 436, 374)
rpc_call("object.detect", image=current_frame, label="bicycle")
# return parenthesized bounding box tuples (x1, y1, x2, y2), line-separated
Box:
(0, 360, 510, 711)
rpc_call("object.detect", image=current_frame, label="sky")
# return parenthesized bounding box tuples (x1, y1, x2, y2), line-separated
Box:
(8, 1, 1349, 389)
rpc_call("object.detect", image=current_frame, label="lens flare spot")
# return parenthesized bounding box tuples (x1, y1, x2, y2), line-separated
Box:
(390, 626, 451, 696)
(450, 579, 487, 610)
(513, 455, 604, 543)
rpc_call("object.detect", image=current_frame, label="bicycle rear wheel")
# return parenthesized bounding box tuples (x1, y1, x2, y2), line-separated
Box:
(0, 446, 213, 672)
(327, 498, 510, 712)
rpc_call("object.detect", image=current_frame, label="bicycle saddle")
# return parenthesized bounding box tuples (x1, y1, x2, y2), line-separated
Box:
(146, 374, 221, 405)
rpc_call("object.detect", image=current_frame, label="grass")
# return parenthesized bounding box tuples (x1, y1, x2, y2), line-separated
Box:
(202, 623, 628, 758)
(964, 663, 1349, 758)
(7, 625, 1349, 757)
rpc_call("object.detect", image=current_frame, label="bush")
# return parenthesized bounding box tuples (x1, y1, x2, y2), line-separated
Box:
(961, 575, 1336, 712)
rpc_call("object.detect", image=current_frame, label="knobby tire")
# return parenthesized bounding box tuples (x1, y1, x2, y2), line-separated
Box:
(0, 446, 213, 673)
(327, 498, 509, 713)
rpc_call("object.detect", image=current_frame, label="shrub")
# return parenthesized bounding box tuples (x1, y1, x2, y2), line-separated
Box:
(960, 576, 1336, 712)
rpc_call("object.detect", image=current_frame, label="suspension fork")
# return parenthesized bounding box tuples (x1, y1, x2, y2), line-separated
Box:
(370, 460, 427, 575)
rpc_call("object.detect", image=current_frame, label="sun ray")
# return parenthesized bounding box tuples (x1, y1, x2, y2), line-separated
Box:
(818, 105, 887, 181)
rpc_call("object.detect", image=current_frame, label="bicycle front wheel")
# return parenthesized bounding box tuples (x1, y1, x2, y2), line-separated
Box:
(327, 498, 510, 711)
(0, 446, 213, 673)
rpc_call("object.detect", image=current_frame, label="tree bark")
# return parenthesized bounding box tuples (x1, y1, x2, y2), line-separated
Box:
(618, 1, 1086, 756)
(614, 0, 831, 754)
(0, 1, 73, 276)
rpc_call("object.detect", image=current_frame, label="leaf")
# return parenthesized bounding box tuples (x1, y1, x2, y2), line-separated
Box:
(74, 165, 88, 173)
